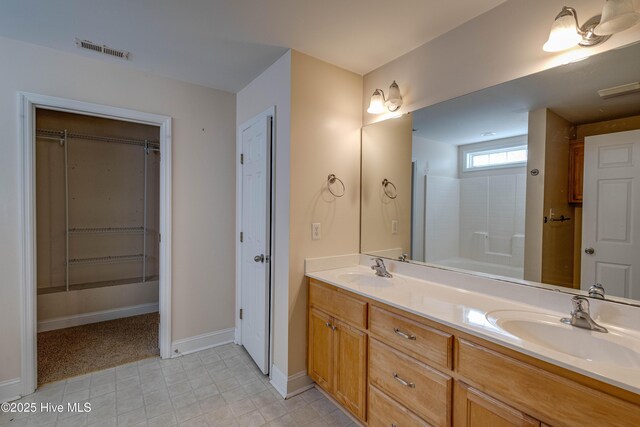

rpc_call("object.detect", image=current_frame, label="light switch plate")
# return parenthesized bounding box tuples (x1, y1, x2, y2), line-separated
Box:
(391, 220, 398, 235)
(312, 223, 321, 240)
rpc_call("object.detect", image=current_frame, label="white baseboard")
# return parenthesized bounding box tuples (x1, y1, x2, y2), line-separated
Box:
(37, 303, 159, 332)
(270, 364, 288, 397)
(270, 365, 314, 399)
(171, 328, 235, 357)
(0, 378, 22, 404)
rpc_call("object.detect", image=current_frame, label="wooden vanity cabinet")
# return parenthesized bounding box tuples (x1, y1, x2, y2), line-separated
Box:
(455, 338, 640, 427)
(307, 278, 640, 427)
(308, 280, 368, 421)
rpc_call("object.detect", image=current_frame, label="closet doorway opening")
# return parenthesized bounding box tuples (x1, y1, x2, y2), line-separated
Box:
(20, 93, 172, 395)
(36, 109, 160, 385)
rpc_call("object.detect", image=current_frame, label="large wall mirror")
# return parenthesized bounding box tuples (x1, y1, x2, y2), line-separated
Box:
(361, 41, 640, 306)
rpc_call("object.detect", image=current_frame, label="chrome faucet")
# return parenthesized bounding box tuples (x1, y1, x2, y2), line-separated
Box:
(398, 253, 409, 262)
(588, 283, 605, 300)
(560, 296, 608, 333)
(371, 258, 392, 278)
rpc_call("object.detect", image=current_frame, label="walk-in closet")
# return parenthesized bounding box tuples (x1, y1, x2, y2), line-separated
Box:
(35, 109, 161, 384)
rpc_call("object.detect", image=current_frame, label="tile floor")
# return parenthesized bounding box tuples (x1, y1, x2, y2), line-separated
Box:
(0, 344, 357, 427)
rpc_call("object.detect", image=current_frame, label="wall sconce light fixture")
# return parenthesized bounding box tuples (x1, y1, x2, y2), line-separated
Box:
(367, 81, 403, 114)
(543, 1, 639, 52)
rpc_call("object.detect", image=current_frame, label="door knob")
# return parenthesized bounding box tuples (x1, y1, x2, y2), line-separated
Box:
(584, 247, 595, 255)
(254, 254, 265, 263)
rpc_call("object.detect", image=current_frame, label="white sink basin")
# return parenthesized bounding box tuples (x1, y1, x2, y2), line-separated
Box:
(336, 272, 399, 288)
(486, 310, 640, 369)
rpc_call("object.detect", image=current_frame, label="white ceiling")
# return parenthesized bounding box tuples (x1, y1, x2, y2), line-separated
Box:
(411, 41, 640, 145)
(0, 0, 507, 93)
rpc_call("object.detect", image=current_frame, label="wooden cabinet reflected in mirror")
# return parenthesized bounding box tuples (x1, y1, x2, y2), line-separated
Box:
(361, 41, 640, 305)
(568, 140, 584, 204)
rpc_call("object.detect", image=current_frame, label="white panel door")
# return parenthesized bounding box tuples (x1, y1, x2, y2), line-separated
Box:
(240, 116, 271, 374)
(582, 129, 640, 299)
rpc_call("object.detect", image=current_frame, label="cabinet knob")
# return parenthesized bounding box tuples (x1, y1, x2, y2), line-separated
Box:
(324, 322, 336, 331)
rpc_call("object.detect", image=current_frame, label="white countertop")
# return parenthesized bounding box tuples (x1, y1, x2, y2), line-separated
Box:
(306, 263, 640, 395)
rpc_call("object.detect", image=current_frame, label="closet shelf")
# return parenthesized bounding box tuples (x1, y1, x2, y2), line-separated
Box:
(69, 227, 145, 234)
(36, 128, 160, 149)
(37, 275, 160, 295)
(68, 254, 144, 266)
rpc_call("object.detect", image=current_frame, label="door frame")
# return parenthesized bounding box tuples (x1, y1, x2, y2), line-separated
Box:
(235, 106, 275, 374)
(18, 92, 173, 395)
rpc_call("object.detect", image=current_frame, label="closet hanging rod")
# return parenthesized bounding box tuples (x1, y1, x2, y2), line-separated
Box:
(69, 226, 145, 234)
(36, 128, 160, 149)
(36, 135, 65, 142)
(68, 254, 145, 266)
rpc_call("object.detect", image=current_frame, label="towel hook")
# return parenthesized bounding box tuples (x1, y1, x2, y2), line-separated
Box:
(382, 178, 398, 199)
(327, 174, 345, 198)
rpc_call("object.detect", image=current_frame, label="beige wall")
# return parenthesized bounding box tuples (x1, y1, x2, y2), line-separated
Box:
(363, 0, 640, 125)
(0, 36, 236, 384)
(361, 114, 413, 257)
(236, 51, 292, 376)
(541, 110, 574, 287)
(235, 50, 362, 382)
(524, 109, 547, 282)
(288, 51, 363, 376)
(577, 114, 640, 139)
(525, 109, 575, 286)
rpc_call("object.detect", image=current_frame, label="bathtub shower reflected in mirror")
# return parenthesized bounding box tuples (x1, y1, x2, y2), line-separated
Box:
(360, 41, 640, 305)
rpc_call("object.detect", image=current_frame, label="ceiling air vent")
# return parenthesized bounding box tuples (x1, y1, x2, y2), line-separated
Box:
(75, 39, 130, 60)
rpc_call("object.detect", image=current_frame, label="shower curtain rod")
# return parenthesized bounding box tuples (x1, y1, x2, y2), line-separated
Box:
(36, 128, 160, 149)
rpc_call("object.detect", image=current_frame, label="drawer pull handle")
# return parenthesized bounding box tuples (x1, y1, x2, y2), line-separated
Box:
(393, 372, 415, 388)
(391, 424, 397, 427)
(394, 328, 416, 340)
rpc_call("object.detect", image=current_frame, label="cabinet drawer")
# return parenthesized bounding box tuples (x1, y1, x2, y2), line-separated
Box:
(453, 381, 540, 427)
(370, 338, 452, 426)
(309, 279, 367, 329)
(370, 305, 453, 370)
(456, 339, 640, 427)
(369, 385, 431, 427)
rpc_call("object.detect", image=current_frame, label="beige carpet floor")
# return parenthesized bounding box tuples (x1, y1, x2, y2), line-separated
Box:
(37, 312, 159, 386)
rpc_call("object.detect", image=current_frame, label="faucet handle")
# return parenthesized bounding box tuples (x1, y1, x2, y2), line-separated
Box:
(571, 295, 589, 313)
(589, 283, 605, 299)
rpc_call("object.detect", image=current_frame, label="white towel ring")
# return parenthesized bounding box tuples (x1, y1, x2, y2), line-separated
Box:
(327, 174, 346, 198)
(382, 179, 398, 199)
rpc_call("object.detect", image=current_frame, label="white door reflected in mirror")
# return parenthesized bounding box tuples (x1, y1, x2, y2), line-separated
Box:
(582, 129, 640, 300)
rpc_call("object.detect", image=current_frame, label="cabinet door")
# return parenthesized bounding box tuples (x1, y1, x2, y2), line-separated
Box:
(334, 319, 367, 421)
(454, 381, 540, 427)
(308, 308, 334, 392)
(568, 141, 584, 204)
